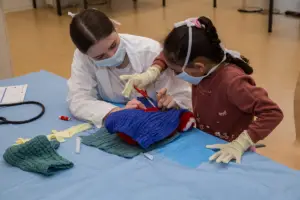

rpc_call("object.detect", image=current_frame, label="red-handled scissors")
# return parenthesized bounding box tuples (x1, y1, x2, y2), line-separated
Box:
(134, 86, 157, 108)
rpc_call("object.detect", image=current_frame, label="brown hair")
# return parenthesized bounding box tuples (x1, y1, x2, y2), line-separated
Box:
(69, 9, 115, 54)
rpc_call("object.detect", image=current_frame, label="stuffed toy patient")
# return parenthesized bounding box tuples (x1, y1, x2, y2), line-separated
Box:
(104, 97, 195, 149)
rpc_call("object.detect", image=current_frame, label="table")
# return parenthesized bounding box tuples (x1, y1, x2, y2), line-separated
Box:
(0, 71, 300, 200)
(213, 0, 274, 33)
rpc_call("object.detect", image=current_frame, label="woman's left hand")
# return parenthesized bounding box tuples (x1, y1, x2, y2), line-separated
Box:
(120, 65, 162, 98)
(125, 99, 147, 110)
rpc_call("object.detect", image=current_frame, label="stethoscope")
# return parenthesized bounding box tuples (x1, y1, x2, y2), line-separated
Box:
(0, 101, 45, 125)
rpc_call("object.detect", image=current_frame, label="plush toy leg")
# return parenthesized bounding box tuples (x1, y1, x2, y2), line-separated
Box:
(178, 112, 196, 132)
(118, 133, 138, 145)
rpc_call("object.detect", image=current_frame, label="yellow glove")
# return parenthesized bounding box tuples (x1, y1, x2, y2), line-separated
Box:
(15, 138, 31, 145)
(14, 123, 92, 145)
(120, 65, 161, 98)
(206, 132, 254, 164)
(49, 123, 92, 142)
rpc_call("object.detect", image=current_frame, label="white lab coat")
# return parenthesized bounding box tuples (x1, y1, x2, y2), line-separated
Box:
(67, 34, 191, 128)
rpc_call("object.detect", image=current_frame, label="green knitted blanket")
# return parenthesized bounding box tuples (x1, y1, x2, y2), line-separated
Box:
(3, 135, 74, 176)
(80, 128, 179, 158)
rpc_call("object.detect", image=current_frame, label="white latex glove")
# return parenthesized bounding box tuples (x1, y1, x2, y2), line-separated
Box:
(120, 65, 161, 98)
(206, 131, 254, 164)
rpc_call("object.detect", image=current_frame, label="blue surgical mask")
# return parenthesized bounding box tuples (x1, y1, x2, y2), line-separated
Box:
(94, 38, 126, 68)
(173, 18, 226, 85)
(176, 64, 219, 85)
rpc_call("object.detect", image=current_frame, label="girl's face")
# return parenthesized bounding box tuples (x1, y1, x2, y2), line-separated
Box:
(165, 55, 209, 77)
(87, 32, 120, 60)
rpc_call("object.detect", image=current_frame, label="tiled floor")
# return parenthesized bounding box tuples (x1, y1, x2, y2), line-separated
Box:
(5, 0, 300, 169)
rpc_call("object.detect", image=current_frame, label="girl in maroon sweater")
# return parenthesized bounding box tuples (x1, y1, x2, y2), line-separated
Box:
(120, 17, 283, 164)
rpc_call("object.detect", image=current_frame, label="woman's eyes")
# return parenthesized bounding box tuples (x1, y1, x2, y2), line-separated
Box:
(95, 55, 104, 60)
(109, 42, 116, 50)
(93, 41, 117, 60)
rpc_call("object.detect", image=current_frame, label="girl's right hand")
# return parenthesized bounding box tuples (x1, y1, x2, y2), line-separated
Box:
(156, 88, 178, 109)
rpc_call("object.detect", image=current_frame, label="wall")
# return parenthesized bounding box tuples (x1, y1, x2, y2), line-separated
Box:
(246, 0, 300, 12)
(0, 0, 12, 79)
(3, 0, 300, 13)
(2, 0, 79, 12)
(276, 0, 300, 12)
(2, 0, 33, 12)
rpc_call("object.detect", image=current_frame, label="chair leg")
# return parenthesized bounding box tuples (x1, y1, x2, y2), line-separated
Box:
(56, 0, 62, 16)
(268, 0, 274, 32)
(33, 0, 37, 9)
(163, 0, 166, 7)
(213, 0, 217, 8)
(83, 0, 88, 9)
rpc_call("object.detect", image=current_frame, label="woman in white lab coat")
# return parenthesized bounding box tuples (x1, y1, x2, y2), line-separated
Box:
(67, 9, 191, 128)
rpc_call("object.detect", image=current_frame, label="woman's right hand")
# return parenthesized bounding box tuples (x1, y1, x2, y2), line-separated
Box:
(110, 99, 146, 114)
(104, 99, 146, 121)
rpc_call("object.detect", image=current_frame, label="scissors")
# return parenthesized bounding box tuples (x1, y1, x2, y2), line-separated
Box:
(134, 86, 157, 108)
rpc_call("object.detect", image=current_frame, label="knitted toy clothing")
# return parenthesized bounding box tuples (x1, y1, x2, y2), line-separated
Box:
(80, 128, 180, 158)
(3, 135, 74, 176)
(105, 97, 195, 149)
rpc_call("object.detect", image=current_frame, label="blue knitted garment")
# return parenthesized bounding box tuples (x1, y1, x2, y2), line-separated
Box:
(104, 97, 187, 149)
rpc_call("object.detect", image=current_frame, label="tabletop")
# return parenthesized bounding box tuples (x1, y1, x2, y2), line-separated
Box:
(0, 70, 299, 200)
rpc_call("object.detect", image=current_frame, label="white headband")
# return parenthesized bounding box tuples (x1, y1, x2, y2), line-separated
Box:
(174, 18, 203, 68)
(174, 18, 237, 67)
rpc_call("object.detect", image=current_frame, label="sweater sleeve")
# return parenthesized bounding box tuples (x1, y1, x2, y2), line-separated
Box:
(152, 51, 168, 71)
(227, 75, 283, 143)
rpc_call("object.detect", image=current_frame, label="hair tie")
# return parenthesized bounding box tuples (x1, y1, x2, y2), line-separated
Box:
(68, 11, 76, 18)
(110, 18, 121, 26)
(190, 18, 202, 28)
(174, 18, 203, 29)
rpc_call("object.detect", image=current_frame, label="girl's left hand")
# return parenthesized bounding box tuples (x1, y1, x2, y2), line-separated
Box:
(206, 132, 254, 164)
(156, 88, 178, 109)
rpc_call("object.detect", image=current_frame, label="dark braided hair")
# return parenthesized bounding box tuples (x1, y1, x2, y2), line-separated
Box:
(163, 16, 253, 75)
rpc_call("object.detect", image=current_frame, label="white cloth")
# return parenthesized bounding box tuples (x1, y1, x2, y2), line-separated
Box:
(67, 34, 191, 128)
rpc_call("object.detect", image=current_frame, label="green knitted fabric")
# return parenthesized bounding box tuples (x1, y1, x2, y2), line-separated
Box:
(80, 128, 179, 158)
(3, 135, 74, 176)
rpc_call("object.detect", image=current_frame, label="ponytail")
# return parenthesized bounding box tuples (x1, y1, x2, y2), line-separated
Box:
(198, 16, 253, 75)
(225, 53, 253, 75)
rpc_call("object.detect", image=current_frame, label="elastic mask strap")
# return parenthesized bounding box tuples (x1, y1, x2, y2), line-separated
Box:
(0, 101, 45, 125)
(174, 18, 228, 73)
(174, 19, 196, 71)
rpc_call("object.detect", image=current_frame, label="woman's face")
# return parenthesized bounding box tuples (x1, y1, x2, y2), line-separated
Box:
(87, 32, 120, 60)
